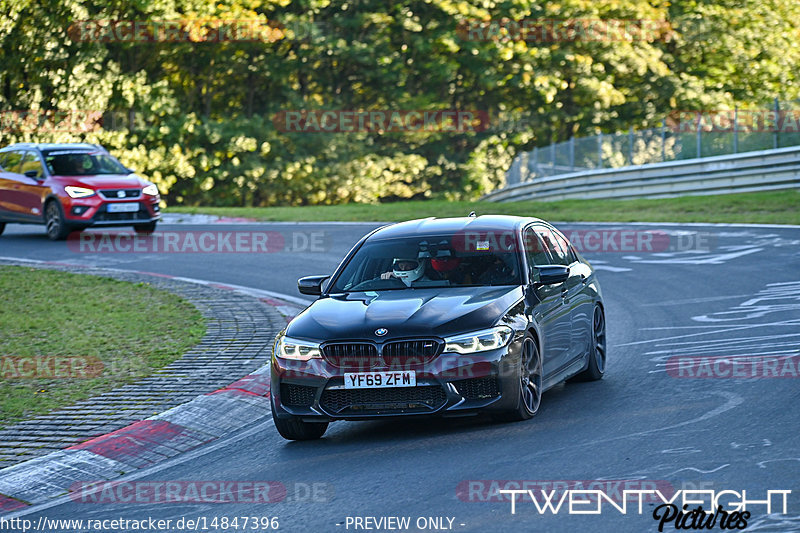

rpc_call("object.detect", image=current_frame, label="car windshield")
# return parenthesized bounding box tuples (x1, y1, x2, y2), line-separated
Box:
(42, 150, 128, 176)
(330, 234, 522, 292)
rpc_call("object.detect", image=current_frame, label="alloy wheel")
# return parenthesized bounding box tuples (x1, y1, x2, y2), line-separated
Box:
(520, 338, 542, 415)
(593, 307, 606, 374)
(45, 202, 62, 239)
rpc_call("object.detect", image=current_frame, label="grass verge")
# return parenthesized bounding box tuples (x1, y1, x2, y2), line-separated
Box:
(0, 266, 206, 428)
(168, 190, 800, 225)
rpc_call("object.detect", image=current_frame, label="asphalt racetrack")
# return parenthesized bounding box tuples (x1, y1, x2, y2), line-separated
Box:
(1, 219, 799, 532)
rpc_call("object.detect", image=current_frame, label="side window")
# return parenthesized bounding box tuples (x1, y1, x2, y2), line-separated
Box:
(19, 151, 45, 178)
(536, 227, 570, 266)
(523, 227, 552, 270)
(1, 150, 24, 173)
(552, 230, 577, 265)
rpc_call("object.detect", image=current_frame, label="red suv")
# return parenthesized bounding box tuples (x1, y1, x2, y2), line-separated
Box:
(0, 143, 160, 240)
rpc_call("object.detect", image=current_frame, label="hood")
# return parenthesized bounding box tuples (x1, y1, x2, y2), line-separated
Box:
(287, 286, 523, 341)
(54, 174, 145, 188)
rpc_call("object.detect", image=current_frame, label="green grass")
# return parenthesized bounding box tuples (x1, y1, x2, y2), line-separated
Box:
(168, 190, 800, 225)
(0, 266, 206, 428)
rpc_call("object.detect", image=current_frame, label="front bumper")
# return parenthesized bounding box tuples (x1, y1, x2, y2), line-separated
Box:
(271, 338, 522, 422)
(63, 195, 161, 227)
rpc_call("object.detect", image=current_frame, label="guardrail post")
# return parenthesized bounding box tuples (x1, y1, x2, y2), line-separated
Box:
(661, 120, 666, 161)
(696, 114, 702, 158)
(550, 142, 555, 173)
(521, 151, 529, 182)
(569, 137, 575, 170)
(733, 107, 738, 153)
(597, 133, 603, 168)
(628, 126, 634, 165)
(774, 98, 780, 149)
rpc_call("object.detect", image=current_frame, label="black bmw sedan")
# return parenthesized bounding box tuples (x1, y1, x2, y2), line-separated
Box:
(270, 215, 606, 440)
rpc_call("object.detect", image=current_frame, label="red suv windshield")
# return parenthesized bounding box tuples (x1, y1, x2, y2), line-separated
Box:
(42, 150, 128, 176)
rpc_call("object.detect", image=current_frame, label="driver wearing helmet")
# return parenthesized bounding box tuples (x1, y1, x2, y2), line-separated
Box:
(380, 257, 429, 286)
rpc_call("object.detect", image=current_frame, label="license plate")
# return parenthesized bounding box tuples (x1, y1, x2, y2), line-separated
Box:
(344, 371, 416, 389)
(107, 203, 140, 213)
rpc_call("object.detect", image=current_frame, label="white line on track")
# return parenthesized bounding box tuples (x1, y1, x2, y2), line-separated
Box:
(615, 320, 800, 347)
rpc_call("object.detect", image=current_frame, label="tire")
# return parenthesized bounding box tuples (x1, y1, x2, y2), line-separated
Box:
(570, 305, 606, 382)
(133, 221, 157, 235)
(496, 334, 542, 422)
(271, 398, 328, 441)
(0, 222, 5, 236)
(45, 200, 71, 241)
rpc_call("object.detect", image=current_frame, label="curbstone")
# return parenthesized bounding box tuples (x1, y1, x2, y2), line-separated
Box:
(0, 259, 301, 513)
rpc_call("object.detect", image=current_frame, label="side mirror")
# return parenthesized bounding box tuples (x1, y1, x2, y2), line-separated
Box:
(298, 275, 329, 296)
(533, 265, 569, 285)
(23, 170, 40, 179)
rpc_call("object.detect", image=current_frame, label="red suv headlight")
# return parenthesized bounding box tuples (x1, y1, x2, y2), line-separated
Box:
(64, 186, 96, 198)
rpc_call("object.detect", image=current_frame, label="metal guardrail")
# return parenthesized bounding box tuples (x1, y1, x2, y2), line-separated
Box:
(482, 146, 800, 202)
(504, 100, 800, 187)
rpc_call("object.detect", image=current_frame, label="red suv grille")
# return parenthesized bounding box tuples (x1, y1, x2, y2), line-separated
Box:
(99, 189, 140, 199)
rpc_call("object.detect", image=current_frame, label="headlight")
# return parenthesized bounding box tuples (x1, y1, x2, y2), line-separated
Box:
(275, 335, 321, 361)
(444, 326, 514, 354)
(142, 184, 159, 196)
(64, 186, 95, 198)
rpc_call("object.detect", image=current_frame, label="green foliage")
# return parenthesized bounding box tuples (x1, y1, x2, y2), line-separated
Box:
(1, 0, 799, 205)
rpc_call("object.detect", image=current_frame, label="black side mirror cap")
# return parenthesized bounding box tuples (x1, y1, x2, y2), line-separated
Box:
(298, 275, 329, 296)
(533, 265, 569, 285)
(23, 170, 40, 179)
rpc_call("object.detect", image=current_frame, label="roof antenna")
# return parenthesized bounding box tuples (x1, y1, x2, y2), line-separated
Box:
(468, 211, 477, 218)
